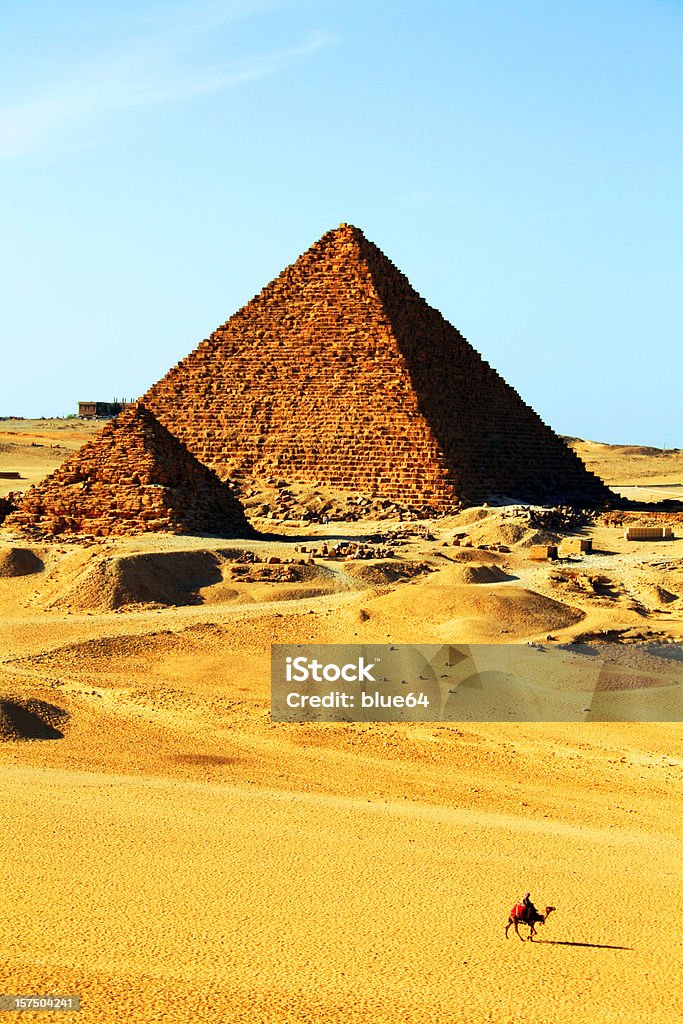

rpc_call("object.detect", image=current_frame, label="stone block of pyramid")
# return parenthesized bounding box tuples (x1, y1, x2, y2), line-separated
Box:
(142, 224, 612, 509)
(4, 404, 254, 537)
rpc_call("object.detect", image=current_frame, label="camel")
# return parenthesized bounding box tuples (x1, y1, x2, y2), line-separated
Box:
(505, 902, 555, 941)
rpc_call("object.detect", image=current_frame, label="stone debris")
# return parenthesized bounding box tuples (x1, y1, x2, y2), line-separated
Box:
(500, 506, 595, 531)
(229, 564, 305, 584)
(452, 536, 469, 547)
(550, 570, 618, 597)
(4, 404, 255, 538)
(528, 544, 559, 561)
(559, 537, 593, 555)
(242, 482, 444, 523)
(142, 224, 612, 510)
(624, 526, 674, 541)
(602, 510, 683, 527)
(0, 494, 19, 525)
(295, 541, 394, 561)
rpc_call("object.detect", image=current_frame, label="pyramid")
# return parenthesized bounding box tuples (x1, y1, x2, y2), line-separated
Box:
(4, 404, 254, 537)
(143, 224, 612, 509)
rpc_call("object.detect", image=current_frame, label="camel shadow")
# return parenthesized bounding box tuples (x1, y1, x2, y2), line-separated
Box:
(538, 940, 632, 950)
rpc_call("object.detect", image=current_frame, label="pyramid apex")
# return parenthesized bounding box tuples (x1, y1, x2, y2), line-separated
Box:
(140, 222, 613, 510)
(327, 222, 366, 246)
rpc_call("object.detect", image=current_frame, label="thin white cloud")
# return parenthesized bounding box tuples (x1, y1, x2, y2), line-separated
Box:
(0, 4, 336, 159)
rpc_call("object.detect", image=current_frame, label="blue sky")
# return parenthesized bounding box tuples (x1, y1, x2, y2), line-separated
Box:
(1, 0, 681, 445)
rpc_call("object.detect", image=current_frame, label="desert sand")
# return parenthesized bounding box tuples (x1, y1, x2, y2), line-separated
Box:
(0, 421, 681, 1023)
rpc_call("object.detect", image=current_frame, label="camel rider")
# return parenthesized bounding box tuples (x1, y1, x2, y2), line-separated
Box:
(521, 893, 538, 919)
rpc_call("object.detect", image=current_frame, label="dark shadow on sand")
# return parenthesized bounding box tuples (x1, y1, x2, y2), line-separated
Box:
(538, 940, 632, 950)
(258, 531, 382, 544)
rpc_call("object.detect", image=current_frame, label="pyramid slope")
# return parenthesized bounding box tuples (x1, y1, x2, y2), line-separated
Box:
(4, 404, 254, 537)
(143, 224, 612, 508)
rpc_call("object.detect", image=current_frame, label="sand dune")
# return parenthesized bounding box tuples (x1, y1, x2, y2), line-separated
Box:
(0, 545, 44, 577)
(23, 547, 348, 613)
(569, 438, 683, 491)
(444, 562, 514, 584)
(366, 574, 584, 640)
(0, 763, 680, 1024)
(41, 550, 229, 611)
(0, 697, 69, 740)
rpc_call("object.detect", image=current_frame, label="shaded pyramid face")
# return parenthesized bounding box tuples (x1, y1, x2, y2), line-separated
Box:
(5, 404, 254, 537)
(144, 224, 612, 508)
